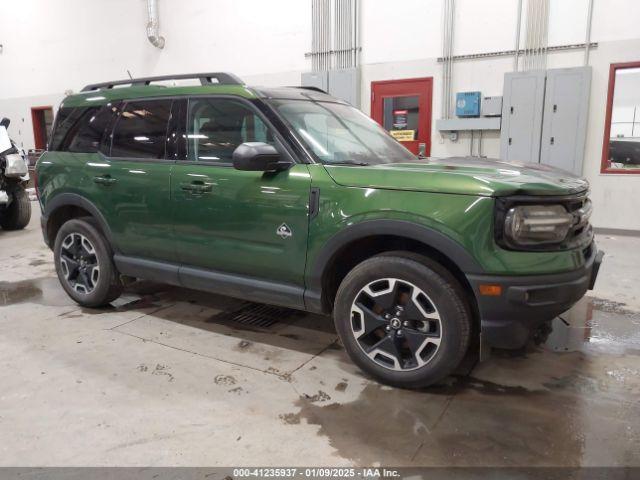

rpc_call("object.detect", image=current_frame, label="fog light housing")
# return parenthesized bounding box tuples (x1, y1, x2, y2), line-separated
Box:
(504, 204, 573, 245)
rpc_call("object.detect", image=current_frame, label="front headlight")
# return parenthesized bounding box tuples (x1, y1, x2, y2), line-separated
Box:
(504, 204, 573, 245)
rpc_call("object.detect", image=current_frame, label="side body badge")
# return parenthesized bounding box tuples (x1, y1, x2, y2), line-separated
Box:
(277, 223, 293, 239)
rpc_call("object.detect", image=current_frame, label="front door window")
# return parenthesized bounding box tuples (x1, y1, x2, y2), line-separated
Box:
(187, 98, 274, 165)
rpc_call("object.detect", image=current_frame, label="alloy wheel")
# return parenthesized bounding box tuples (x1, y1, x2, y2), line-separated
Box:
(59, 232, 100, 294)
(350, 278, 442, 371)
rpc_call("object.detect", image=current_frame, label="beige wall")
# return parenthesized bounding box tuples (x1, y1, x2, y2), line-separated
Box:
(1, 0, 640, 230)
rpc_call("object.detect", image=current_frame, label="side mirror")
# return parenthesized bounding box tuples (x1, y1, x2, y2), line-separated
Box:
(232, 142, 293, 172)
(0, 118, 9, 129)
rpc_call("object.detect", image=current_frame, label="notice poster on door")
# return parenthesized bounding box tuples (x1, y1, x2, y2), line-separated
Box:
(390, 109, 415, 141)
(393, 110, 408, 129)
(390, 130, 416, 141)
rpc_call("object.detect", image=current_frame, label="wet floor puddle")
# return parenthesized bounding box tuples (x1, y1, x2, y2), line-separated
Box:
(0, 278, 46, 305)
(282, 297, 640, 466)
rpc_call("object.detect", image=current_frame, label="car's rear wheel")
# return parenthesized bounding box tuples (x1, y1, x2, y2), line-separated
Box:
(53, 218, 122, 307)
(334, 254, 471, 388)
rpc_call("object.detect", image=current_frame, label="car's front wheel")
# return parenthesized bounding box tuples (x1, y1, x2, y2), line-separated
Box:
(53, 218, 122, 307)
(334, 254, 472, 388)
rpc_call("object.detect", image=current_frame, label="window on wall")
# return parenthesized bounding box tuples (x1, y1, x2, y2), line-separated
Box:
(602, 62, 640, 173)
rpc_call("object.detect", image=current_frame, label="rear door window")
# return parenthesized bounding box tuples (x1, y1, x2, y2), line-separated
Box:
(110, 100, 173, 159)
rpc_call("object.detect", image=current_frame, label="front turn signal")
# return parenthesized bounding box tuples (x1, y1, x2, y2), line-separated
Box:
(479, 284, 502, 296)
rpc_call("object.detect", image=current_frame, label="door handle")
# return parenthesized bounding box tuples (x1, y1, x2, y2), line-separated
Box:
(180, 181, 212, 194)
(93, 175, 117, 186)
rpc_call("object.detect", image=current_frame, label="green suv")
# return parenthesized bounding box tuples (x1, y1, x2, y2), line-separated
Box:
(36, 73, 603, 388)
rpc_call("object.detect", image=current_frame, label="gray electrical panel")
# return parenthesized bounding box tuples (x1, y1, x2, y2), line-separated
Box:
(500, 70, 546, 163)
(301, 71, 329, 92)
(540, 67, 592, 175)
(328, 68, 360, 107)
(500, 67, 592, 174)
(481, 96, 503, 117)
(301, 68, 360, 107)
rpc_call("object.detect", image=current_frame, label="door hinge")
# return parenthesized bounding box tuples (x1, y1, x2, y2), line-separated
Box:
(309, 187, 320, 220)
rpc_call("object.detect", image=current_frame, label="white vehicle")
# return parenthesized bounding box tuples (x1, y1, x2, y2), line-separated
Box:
(0, 118, 31, 230)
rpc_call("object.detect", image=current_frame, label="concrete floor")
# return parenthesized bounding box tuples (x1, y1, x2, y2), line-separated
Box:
(1, 205, 639, 467)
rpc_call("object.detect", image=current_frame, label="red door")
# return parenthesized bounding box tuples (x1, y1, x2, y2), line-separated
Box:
(371, 77, 433, 156)
(31, 106, 54, 151)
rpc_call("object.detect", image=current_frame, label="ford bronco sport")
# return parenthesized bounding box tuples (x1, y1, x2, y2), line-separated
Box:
(36, 72, 603, 388)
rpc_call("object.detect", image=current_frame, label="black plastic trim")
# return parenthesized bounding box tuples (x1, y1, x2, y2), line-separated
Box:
(42, 193, 116, 250)
(309, 187, 320, 220)
(114, 255, 180, 286)
(179, 265, 305, 310)
(468, 244, 603, 349)
(113, 255, 306, 310)
(304, 219, 485, 313)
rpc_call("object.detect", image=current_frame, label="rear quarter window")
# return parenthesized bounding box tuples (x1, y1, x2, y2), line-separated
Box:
(49, 105, 116, 153)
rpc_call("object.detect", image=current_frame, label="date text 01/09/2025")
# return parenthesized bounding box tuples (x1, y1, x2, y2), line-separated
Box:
(232, 468, 401, 478)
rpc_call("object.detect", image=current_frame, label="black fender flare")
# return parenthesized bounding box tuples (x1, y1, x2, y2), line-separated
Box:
(304, 219, 484, 313)
(42, 193, 116, 250)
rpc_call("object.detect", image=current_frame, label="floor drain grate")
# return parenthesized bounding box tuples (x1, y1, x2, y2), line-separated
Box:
(208, 303, 297, 329)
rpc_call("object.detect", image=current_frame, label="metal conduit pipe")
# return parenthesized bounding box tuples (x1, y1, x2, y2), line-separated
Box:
(310, 0, 358, 72)
(353, 0, 359, 67)
(543, 0, 549, 69)
(584, 0, 594, 65)
(514, 0, 523, 71)
(441, 0, 449, 119)
(312, 0, 317, 71)
(336, 0, 340, 69)
(146, 0, 165, 49)
(532, 0, 539, 69)
(443, 0, 455, 119)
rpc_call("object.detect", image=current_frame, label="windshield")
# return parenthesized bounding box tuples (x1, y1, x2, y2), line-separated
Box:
(271, 99, 416, 165)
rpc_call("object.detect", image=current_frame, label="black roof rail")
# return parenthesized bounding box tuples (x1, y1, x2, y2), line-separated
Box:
(290, 86, 327, 94)
(81, 72, 244, 92)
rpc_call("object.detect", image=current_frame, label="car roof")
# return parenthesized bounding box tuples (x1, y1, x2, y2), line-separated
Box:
(61, 84, 345, 109)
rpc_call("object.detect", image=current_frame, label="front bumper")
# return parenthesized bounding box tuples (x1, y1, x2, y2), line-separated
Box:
(467, 245, 604, 349)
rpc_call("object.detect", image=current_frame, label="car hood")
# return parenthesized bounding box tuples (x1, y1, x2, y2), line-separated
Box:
(323, 157, 589, 197)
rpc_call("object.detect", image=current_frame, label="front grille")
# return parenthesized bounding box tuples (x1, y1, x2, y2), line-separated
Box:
(564, 195, 593, 248)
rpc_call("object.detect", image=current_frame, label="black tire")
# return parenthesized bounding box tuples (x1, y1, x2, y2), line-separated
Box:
(334, 254, 472, 389)
(0, 186, 31, 230)
(53, 218, 122, 307)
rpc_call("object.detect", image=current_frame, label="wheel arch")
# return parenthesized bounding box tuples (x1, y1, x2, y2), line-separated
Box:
(43, 193, 115, 250)
(305, 220, 484, 316)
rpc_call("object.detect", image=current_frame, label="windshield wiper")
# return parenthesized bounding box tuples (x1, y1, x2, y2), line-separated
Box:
(328, 160, 370, 166)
